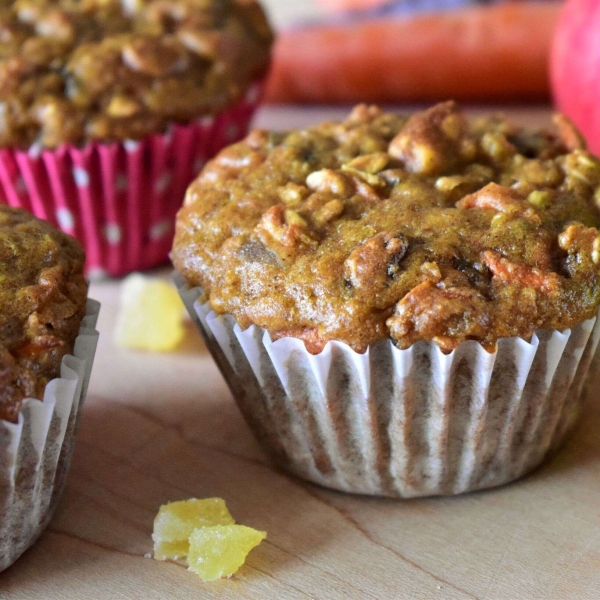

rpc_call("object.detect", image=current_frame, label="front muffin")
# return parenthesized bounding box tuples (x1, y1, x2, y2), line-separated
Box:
(0, 0, 273, 276)
(174, 102, 600, 351)
(0, 205, 99, 571)
(174, 103, 600, 497)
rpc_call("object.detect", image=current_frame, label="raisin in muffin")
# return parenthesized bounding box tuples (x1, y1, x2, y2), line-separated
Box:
(0, 204, 87, 422)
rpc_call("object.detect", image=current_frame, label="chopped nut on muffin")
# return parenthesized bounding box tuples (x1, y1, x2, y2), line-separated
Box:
(173, 102, 600, 353)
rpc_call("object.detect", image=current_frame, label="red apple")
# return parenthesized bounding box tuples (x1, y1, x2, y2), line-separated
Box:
(551, 0, 600, 155)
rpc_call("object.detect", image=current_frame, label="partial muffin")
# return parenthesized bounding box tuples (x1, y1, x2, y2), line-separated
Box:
(0, 0, 273, 276)
(174, 103, 600, 497)
(0, 204, 88, 422)
(0, 204, 99, 571)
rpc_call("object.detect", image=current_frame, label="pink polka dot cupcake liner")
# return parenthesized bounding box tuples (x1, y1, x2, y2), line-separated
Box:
(0, 81, 263, 279)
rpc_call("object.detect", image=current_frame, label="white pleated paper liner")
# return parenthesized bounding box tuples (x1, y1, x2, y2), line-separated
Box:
(176, 274, 600, 498)
(0, 300, 100, 571)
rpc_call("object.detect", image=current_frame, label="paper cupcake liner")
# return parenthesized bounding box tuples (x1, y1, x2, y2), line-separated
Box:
(0, 300, 100, 571)
(0, 83, 264, 279)
(176, 274, 600, 498)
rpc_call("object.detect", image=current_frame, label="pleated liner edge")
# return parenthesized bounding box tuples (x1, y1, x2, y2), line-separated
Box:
(176, 274, 600, 498)
(0, 300, 100, 571)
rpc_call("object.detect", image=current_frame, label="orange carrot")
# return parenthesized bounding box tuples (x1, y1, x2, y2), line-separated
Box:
(265, 2, 561, 104)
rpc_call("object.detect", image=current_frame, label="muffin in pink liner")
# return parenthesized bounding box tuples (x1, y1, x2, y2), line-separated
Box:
(0, 91, 264, 278)
(0, 206, 100, 570)
(0, 0, 272, 278)
(173, 103, 600, 497)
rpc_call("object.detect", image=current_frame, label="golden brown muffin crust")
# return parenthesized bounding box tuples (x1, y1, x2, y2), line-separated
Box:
(0, 0, 272, 149)
(173, 102, 600, 354)
(0, 205, 88, 422)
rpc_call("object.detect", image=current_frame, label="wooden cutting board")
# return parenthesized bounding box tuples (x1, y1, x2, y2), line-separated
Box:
(1, 107, 599, 600)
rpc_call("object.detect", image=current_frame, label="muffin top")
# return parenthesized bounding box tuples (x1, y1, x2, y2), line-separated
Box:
(0, 0, 272, 149)
(0, 205, 88, 422)
(173, 102, 600, 354)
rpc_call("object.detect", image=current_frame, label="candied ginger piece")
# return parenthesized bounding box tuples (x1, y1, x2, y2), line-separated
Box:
(187, 525, 266, 581)
(153, 498, 234, 561)
(114, 274, 185, 352)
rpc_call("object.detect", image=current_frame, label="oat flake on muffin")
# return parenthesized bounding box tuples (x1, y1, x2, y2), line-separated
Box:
(0, 204, 88, 422)
(173, 102, 600, 354)
(0, 0, 272, 149)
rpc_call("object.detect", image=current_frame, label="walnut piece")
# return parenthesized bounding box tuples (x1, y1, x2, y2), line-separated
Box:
(558, 223, 600, 265)
(255, 205, 317, 263)
(347, 103, 383, 123)
(121, 36, 190, 77)
(387, 281, 489, 352)
(388, 101, 467, 175)
(306, 169, 353, 197)
(344, 232, 408, 291)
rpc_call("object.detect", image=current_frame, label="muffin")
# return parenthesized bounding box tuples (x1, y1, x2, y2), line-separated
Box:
(0, 0, 272, 278)
(173, 102, 600, 497)
(0, 205, 99, 570)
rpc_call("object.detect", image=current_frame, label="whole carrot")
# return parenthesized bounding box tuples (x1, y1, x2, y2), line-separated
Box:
(265, 2, 561, 103)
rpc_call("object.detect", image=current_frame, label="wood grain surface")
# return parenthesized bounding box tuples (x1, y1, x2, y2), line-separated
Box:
(2, 107, 600, 600)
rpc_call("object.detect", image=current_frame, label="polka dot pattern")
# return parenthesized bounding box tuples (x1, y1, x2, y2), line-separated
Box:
(104, 223, 122, 245)
(155, 173, 171, 195)
(124, 140, 139, 153)
(115, 173, 128, 192)
(149, 220, 171, 241)
(56, 207, 75, 231)
(72, 167, 90, 187)
(27, 142, 42, 159)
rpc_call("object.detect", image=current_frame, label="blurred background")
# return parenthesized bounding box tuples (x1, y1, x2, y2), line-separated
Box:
(256, 0, 600, 154)
(261, 0, 561, 104)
